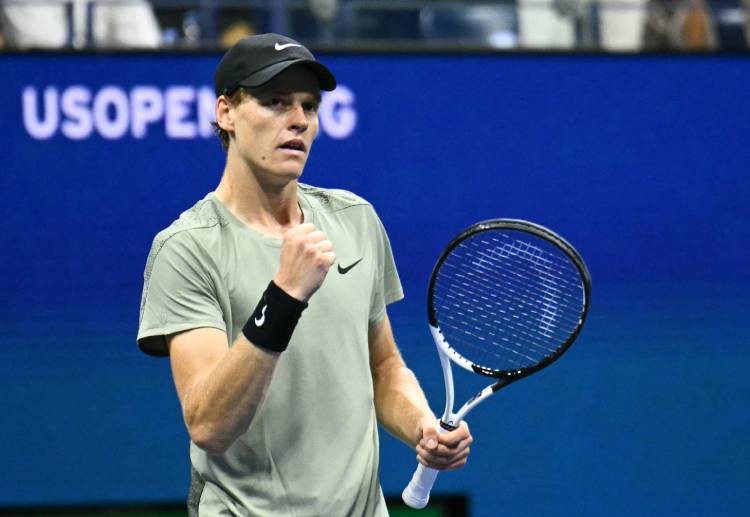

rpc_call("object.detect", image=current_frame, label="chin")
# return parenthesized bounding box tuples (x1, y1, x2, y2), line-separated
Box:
(278, 161, 307, 178)
(282, 166, 305, 178)
(270, 167, 305, 184)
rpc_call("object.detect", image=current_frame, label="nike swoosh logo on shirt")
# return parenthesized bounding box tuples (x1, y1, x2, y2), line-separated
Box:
(338, 258, 363, 275)
(275, 43, 302, 51)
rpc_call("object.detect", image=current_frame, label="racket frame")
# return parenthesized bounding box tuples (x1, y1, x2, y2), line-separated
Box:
(403, 219, 591, 508)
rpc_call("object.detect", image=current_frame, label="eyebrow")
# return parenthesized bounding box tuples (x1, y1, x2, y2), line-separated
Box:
(261, 89, 321, 103)
(276, 90, 320, 102)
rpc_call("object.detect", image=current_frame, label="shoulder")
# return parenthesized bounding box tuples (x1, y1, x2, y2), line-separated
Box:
(298, 183, 373, 214)
(143, 195, 227, 284)
(148, 195, 226, 258)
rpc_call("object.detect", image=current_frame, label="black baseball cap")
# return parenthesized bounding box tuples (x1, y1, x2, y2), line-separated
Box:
(214, 33, 336, 96)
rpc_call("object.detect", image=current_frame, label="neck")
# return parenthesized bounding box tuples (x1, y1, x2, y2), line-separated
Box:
(215, 154, 302, 237)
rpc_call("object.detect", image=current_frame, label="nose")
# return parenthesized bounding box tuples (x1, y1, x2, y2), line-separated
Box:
(289, 104, 309, 134)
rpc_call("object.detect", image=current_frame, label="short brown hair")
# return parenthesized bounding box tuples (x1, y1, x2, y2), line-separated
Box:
(212, 88, 250, 151)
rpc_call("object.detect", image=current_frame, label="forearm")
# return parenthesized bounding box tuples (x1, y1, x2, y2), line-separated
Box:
(170, 224, 334, 455)
(373, 361, 436, 449)
(182, 334, 278, 454)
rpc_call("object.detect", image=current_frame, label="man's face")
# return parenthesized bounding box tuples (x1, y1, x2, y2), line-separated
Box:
(229, 66, 322, 183)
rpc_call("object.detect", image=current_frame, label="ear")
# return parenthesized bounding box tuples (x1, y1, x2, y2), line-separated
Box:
(215, 95, 234, 132)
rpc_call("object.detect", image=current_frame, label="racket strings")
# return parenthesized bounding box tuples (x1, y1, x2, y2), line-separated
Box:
(439, 250, 581, 360)
(435, 283, 560, 367)
(433, 231, 585, 373)
(435, 277, 561, 359)
(442, 243, 582, 335)
(444, 255, 582, 330)
(459, 257, 582, 336)
(438, 245, 581, 367)
(436, 273, 577, 370)
(436, 298, 543, 363)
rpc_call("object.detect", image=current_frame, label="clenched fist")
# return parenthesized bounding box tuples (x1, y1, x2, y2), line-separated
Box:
(273, 223, 335, 302)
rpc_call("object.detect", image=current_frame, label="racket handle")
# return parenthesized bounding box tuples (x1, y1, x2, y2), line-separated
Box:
(402, 463, 439, 509)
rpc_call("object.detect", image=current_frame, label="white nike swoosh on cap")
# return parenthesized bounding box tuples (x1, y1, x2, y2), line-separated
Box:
(275, 43, 302, 51)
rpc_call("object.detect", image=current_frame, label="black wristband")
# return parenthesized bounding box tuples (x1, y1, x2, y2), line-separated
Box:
(242, 281, 308, 353)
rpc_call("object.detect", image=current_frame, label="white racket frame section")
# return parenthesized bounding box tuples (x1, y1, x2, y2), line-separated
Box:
(432, 324, 497, 427)
(401, 325, 498, 509)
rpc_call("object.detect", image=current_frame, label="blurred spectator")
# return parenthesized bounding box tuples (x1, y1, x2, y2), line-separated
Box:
(0, 0, 161, 49)
(518, 0, 648, 50)
(709, 0, 749, 49)
(310, 0, 338, 22)
(643, 0, 716, 50)
(309, 0, 338, 41)
(219, 20, 255, 48)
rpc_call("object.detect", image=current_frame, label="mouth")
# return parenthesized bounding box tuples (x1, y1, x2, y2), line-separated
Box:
(278, 139, 307, 154)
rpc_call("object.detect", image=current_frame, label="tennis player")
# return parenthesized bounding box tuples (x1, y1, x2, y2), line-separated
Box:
(137, 33, 472, 516)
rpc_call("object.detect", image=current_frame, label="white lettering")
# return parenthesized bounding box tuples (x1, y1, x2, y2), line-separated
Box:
(94, 86, 129, 140)
(130, 86, 164, 139)
(165, 86, 197, 139)
(23, 86, 59, 140)
(60, 86, 93, 140)
(20, 84, 358, 141)
(197, 87, 216, 138)
(319, 86, 357, 140)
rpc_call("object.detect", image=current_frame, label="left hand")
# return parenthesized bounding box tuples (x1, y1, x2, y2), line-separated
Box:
(415, 419, 473, 471)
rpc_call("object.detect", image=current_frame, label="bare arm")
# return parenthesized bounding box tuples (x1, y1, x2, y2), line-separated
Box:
(369, 314, 433, 446)
(168, 222, 335, 455)
(370, 314, 473, 470)
(168, 328, 279, 455)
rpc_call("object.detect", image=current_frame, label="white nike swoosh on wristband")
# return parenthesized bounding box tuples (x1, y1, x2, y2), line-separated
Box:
(275, 43, 302, 51)
(255, 304, 267, 326)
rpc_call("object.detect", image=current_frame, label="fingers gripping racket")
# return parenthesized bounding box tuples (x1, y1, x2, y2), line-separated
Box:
(402, 219, 591, 509)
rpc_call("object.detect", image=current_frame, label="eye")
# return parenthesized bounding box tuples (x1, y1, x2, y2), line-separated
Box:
(260, 95, 288, 109)
(303, 101, 320, 113)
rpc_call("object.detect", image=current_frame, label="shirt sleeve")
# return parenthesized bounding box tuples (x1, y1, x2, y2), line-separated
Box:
(137, 231, 226, 356)
(368, 206, 404, 326)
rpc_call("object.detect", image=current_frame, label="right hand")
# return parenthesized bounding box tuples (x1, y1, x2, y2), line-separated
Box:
(274, 223, 335, 302)
(415, 420, 472, 471)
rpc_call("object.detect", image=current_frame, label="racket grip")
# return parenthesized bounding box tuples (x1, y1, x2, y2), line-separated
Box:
(402, 463, 439, 509)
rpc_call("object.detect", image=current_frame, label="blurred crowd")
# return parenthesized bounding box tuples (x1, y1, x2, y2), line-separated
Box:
(0, 0, 748, 51)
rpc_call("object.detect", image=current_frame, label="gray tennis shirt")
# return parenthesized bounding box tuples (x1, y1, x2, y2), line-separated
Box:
(137, 184, 403, 516)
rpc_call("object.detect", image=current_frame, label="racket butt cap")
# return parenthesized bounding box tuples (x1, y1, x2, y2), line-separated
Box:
(402, 486, 430, 509)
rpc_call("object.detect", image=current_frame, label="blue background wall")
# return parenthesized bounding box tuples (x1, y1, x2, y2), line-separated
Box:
(1, 53, 748, 516)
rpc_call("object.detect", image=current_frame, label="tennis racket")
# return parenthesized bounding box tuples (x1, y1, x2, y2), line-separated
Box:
(402, 219, 591, 509)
